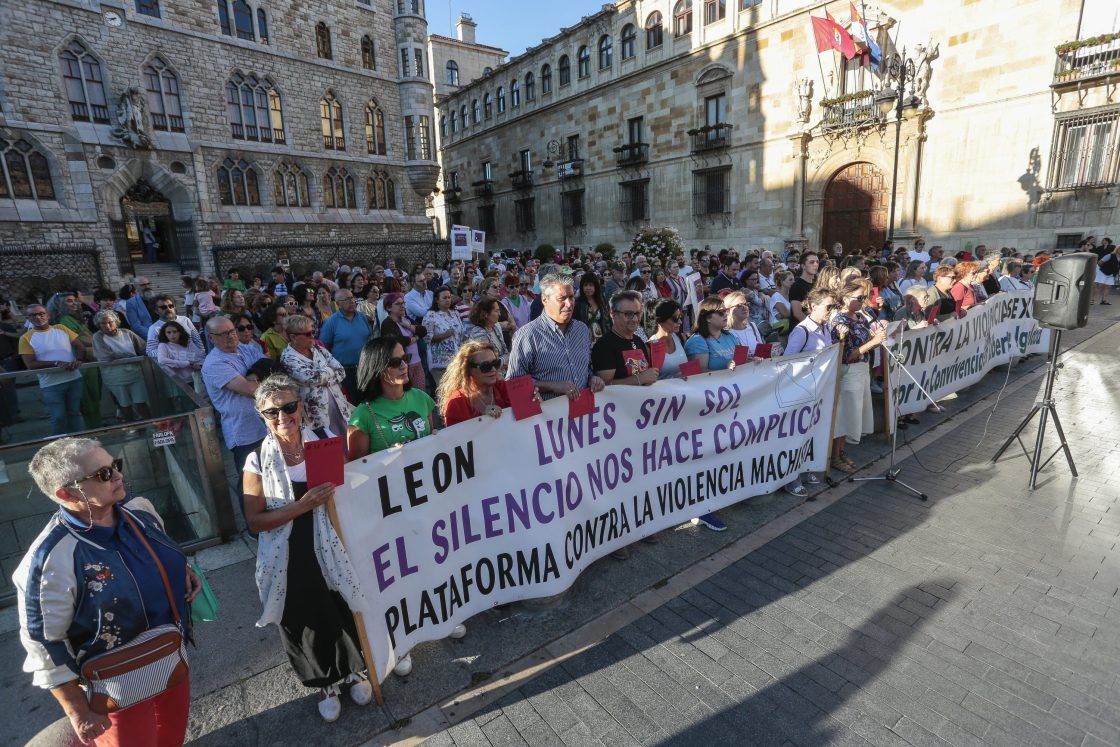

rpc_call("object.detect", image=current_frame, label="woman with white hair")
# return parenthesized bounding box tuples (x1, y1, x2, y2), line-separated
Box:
(14, 437, 200, 745)
(280, 314, 353, 437)
(91, 309, 151, 421)
(241, 374, 372, 722)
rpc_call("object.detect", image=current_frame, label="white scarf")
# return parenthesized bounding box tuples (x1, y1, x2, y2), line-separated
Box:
(254, 428, 367, 628)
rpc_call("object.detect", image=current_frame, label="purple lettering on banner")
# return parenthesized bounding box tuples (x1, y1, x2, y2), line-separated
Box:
(373, 542, 395, 592)
(396, 535, 418, 578)
(482, 495, 502, 538)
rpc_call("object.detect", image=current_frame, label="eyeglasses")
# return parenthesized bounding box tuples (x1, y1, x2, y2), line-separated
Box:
(235, 324, 254, 332)
(614, 310, 642, 319)
(156, 304, 174, 311)
(725, 303, 749, 311)
(640, 270, 651, 275)
(337, 296, 355, 303)
(468, 359, 501, 373)
(387, 356, 409, 369)
(258, 400, 301, 420)
(72, 459, 123, 486)
(847, 295, 867, 302)
(290, 330, 314, 337)
(212, 328, 238, 338)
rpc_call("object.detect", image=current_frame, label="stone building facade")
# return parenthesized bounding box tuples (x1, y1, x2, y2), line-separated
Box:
(0, 0, 441, 297)
(431, 0, 1120, 256)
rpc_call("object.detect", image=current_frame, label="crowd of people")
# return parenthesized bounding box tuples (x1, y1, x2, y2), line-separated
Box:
(11, 235, 1119, 744)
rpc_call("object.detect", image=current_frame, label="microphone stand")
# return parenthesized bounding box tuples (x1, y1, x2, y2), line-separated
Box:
(849, 313, 940, 501)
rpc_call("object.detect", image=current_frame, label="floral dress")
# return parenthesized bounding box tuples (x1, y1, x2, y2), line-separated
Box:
(422, 310, 464, 370)
(831, 312, 872, 363)
(280, 344, 354, 435)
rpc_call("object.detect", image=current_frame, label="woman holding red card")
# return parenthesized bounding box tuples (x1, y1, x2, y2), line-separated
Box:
(437, 339, 513, 426)
(242, 374, 372, 723)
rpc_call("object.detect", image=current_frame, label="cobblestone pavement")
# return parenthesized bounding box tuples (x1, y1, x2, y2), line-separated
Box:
(416, 322, 1120, 747)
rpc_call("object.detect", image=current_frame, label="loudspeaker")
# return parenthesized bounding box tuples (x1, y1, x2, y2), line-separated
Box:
(1032, 252, 1096, 330)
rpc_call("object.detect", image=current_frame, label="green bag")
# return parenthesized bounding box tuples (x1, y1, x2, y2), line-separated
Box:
(189, 561, 219, 624)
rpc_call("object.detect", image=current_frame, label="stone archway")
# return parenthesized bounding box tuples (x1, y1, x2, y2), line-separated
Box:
(821, 162, 888, 255)
(103, 160, 199, 276)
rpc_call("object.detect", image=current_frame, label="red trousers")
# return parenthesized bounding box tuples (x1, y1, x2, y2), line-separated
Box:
(94, 676, 190, 747)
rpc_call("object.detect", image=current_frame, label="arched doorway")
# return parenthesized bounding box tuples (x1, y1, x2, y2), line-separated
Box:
(109, 176, 200, 276)
(821, 162, 887, 255)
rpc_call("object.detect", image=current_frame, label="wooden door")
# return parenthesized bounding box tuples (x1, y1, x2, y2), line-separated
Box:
(821, 162, 888, 255)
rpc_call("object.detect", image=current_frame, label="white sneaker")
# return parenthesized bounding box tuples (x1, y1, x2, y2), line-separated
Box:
(347, 672, 373, 706)
(318, 684, 341, 722)
(449, 623, 467, 639)
(393, 654, 413, 677)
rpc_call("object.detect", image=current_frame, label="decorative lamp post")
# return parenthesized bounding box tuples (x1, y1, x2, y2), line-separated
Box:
(541, 139, 568, 256)
(876, 49, 920, 243)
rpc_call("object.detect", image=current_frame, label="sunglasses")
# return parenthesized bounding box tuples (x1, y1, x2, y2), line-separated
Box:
(847, 296, 867, 302)
(670, 314, 684, 322)
(387, 356, 409, 369)
(236, 324, 254, 331)
(258, 400, 301, 420)
(72, 459, 123, 485)
(468, 359, 501, 373)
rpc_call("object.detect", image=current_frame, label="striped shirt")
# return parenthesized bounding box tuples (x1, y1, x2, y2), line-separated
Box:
(505, 313, 592, 400)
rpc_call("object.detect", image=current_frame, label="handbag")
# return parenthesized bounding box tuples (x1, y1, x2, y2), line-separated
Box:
(189, 561, 219, 625)
(79, 511, 189, 714)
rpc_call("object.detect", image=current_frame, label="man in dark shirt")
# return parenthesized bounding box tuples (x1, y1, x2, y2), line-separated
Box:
(591, 291, 658, 386)
(789, 252, 819, 322)
(709, 256, 742, 295)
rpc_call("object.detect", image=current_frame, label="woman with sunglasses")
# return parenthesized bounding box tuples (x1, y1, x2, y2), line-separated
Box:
(16, 437, 201, 745)
(437, 339, 515, 426)
(465, 297, 509, 372)
(830, 279, 887, 473)
(684, 296, 740, 373)
(232, 312, 268, 356)
(380, 293, 426, 389)
(281, 315, 353, 437)
(242, 375, 372, 722)
(648, 299, 689, 378)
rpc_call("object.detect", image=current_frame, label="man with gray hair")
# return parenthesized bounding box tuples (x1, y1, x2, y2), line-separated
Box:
(506, 274, 605, 401)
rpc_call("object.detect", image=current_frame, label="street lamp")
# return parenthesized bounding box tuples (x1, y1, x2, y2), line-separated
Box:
(876, 49, 920, 244)
(541, 139, 568, 256)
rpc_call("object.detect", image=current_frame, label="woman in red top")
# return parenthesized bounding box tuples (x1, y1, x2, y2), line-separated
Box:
(437, 340, 511, 426)
(651, 268, 674, 299)
(949, 261, 980, 315)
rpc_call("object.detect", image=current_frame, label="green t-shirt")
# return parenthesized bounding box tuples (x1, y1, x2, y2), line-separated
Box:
(348, 388, 436, 453)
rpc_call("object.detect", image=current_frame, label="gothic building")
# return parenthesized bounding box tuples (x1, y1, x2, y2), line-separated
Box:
(0, 0, 440, 296)
(431, 0, 1120, 256)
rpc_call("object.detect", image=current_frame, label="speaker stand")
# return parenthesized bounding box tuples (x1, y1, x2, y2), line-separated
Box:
(991, 329, 1077, 489)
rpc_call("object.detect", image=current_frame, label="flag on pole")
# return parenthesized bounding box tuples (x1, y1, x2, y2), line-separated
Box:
(812, 11, 858, 60)
(850, 2, 883, 68)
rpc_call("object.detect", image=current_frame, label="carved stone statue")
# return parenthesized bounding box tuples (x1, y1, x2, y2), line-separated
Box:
(796, 78, 813, 124)
(111, 87, 151, 149)
(913, 42, 940, 106)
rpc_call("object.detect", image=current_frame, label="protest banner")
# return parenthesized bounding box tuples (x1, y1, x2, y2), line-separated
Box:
(332, 347, 841, 682)
(886, 290, 1050, 416)
(450, 228, 472, 260)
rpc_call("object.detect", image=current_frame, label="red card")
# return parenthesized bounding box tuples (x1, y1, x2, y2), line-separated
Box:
(754, 343, 773, 359)
(305, 436, 345, 487)
(648, 338, 667, 370)
(679, 359, 702, 377)
(568, 388, 595, 418)
(733, 345, 750, 365)
(506, 375, 543, 420)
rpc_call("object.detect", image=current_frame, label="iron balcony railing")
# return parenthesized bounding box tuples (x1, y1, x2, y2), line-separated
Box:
(1054, 35, 1120, 86)
(472, 179, 494, 197)
(615, 142, 649, 166)
(821, 92, 883, 132)
(510, 170, 534, 189)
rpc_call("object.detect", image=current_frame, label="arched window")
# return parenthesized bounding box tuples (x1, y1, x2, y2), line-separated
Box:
(368, 172, 396, 209)
(59, 40, 109, 124)
(496, 86, 506, 113)
(558, 55, 570, 86)
(646, 12, 664, 48)
(510, 79, 520, 108)
(483, 93, 492, 119)
(320, 91, 344, 150)
(256, 8, 269, 44)
(577, 46, 590, 78)
(460, 105, 468, 128)
(525, 72, 536, 101)
(217, 156, 260, 206)
(450, 110, 457, 133)
(232, 0, 253, 40)
(0, 137, 56, 201)
(472, 99, 481, 123)
(361, 36, 376, 70)
(446, 60, 460, 86)
(541, 64, 552, 93)
(143, 57, 184, 133)
(316, 22, 332, 59)
(322, 166, 355, 209)
(273, 161, 310, 207)
(483, 66, 493, 76)
(673, 1, 693, 37)
(365, 101, 387, 155)
(598, 35, 613, 69)
(225, 73, 285, 143)
(135, 0, 160, 18)
(620, 24, 636, 59)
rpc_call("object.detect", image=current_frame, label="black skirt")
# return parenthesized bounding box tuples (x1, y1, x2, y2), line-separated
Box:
(279, 481, 366, 688)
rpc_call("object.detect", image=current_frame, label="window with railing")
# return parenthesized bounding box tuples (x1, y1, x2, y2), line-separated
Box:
(821, 91, 881, 131)
(59, 40, 110, 124)
(692, 167, 730, 216)
(320, 92, 345, 150)
(143, 57, 185, 133)
(515, 197, 536, 232)
(365, 102, 386, 155)
(1048, 111, 1119, 190)
(225, 73, 285, 143)
(619, 180, 649, 222)
(1054, 33, 1120, 85)
(361, 36, 376, 70)
(0, 137, 56, 201)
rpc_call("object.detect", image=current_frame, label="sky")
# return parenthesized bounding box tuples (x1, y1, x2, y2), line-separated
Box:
(428, 1, 611, 58)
